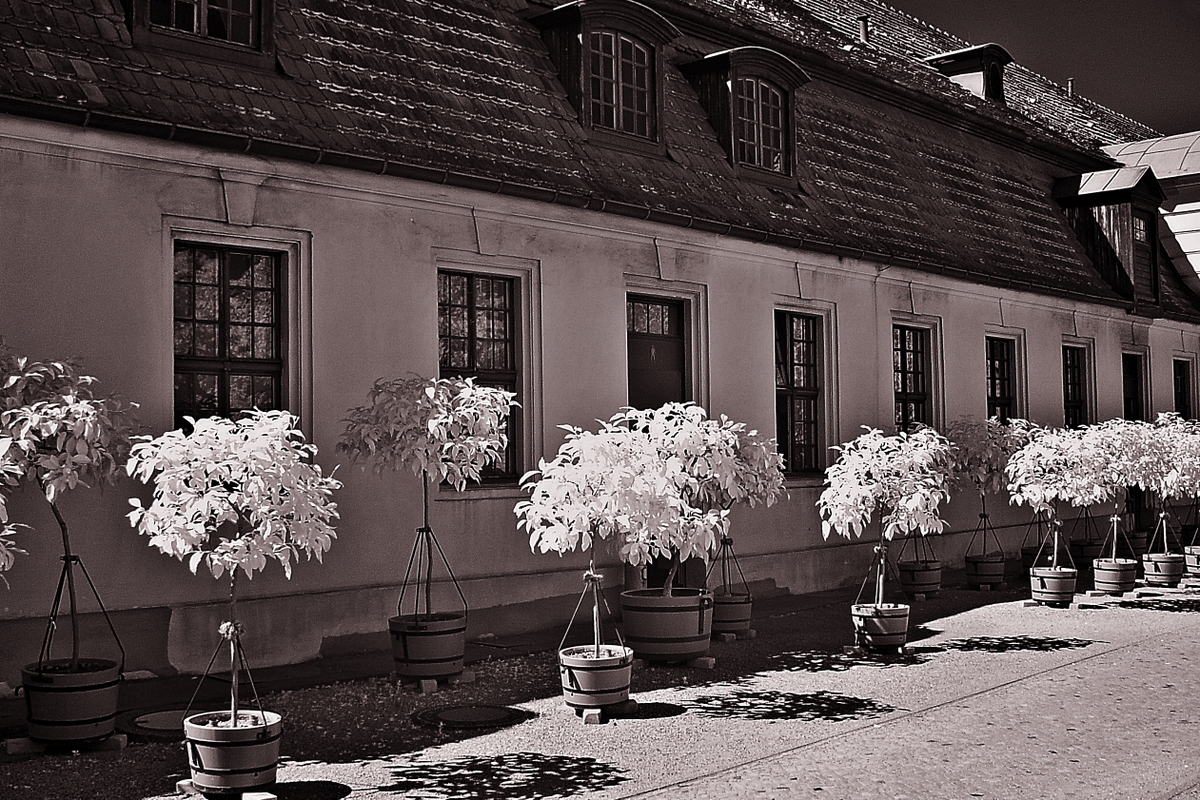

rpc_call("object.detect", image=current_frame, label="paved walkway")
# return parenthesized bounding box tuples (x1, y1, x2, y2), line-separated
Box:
(139, 584, 1200, 800)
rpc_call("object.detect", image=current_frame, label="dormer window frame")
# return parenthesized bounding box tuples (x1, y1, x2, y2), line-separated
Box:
(127, 0, 276, 69)
(681, 47, 810, 189)
(533, 0, 678, 157)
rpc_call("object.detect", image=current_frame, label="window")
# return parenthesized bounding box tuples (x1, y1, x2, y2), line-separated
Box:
(1133, 214, 1148, 243)
(534, 0, 677, 151)
(150, 0, 258, 46)
(173, 243, 283, 428)
(1175, 359, 1193, 419)
(1122, 352, 1147, 421)
(893, 325, 930, 429)
(985, 337, 1016, 422)
(1062, 345, 1089, 427)
(735, 78, 786, 173)
(775, 311, 823, 473)
(438, 270, 520, 479)
(591, 30, 652, 138)
(627, 295, 687, 410)
(680, 47, 808, 183)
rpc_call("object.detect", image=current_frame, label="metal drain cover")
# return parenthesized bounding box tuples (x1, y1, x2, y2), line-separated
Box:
(411, 705, 533, 730)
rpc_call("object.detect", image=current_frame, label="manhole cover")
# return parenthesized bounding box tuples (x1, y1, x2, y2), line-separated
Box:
(133, 710, 189, 731)
(411, 705, 533, 730)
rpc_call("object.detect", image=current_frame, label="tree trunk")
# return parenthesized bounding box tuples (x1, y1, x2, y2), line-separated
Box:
(229, 569, 239, 726)
(49, 500, 80, 670)
(660, 551, 680, 597)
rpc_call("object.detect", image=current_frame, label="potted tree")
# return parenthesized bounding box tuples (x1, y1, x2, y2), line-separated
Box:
(1137, 414, 1192, 586)
(338, 376, 516, 680)
(1, 345, 135, 743)
(818, 425, 953, 650)
(516, 424, 644, 710)
(946, 416, 1033, 588)
(701, 420, 785, 635)
(126, 410, 340, 796)
(1080, 419, 1148, 593)
(1005, 424, 1119, 603)
(610, 404, 777, 661)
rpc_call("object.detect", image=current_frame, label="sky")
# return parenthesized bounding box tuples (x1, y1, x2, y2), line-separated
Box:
(884, 0, 1200, 135)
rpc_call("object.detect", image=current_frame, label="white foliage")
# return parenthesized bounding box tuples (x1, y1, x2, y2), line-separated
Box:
(126, 410, 341, 581)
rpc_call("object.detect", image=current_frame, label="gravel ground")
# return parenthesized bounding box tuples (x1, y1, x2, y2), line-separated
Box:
(2, 583, 1102, 800)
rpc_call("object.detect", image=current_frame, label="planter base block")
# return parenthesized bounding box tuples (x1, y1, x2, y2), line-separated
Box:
(5, 733, 126, 756)
(573, 699, 639, 725)
(393, 669, 475, 694)
(843, 645, 913, 656)
(686, 657, 717, 670)
(713, 628, 757, 642)
(177, 778, 276, 799)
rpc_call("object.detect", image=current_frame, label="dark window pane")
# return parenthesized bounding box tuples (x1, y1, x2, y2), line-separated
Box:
(194, 323, 218, 357)
(229, 287, 252, 323)
(229, 324, 252, 358)
(174, 285, 193, 318)
(776, 310, 822, 472)
(254, 290, 273, 324)
(230, 374, 252, 409)
(195, 249, 218, 283)
(228, 252, 252, 286)
(253, 326, 273, 359)
(174, 321, 193, 356)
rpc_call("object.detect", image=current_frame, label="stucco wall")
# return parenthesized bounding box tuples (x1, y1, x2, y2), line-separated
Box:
(3, 117, 1200, 682)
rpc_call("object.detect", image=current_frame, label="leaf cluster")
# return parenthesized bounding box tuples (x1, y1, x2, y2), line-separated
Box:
(515, 403, 785, 566)
(817, 425, 953, 541)
(0, 340, 135, 573)
(945, 416, 1034, 495)
(337, 376, 517, 491)
(126, 410, 341, 581)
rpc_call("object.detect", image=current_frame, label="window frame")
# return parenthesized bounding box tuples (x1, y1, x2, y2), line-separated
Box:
(624, 275, 708, 410)
(1121, 349, 1150, 422)
(173, 242, 285, 427)
(533, 0, 677, 157)
(433, 252, 542, 491)
(680, 47, 809, 188)
(890, 315, 943, 432)
(1061, 340, 1094, 428)
(128, 0, 276, 68)
(1174, 355, 1196, 420)
(163, 219, 310, 437)
(774, 307, 832, 475)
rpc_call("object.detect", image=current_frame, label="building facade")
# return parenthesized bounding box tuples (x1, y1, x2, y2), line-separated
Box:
(1, 0, 1198, 682)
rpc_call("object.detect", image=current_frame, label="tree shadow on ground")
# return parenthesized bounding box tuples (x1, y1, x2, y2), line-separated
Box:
(378, 752, 628, 800)
(275, 780, 353, 799)
(1118, 597, 1200, 613)
(687, 689, 895, 722)
(935, 635, 1098, 653)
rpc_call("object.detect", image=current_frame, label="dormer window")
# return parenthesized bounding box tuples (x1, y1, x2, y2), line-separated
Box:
(681, 47, 810, 184)
(591, 30, 652, 137)
(150, 0, 258, 47)
(128, 0, 275, 67)
(534, 0, 679, 153)
(924, 43, 1014, 105)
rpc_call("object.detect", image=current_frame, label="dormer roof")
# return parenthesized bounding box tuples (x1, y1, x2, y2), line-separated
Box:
(923, 43, 1014, 105)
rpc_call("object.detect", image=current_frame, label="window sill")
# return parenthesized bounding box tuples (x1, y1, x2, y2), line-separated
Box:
(734, 163, 800, 191)
(784, 473, 826, 490)
(132, 26, 275, 71)
(585, 126, 668, 159)
(435, 484, 526, 501)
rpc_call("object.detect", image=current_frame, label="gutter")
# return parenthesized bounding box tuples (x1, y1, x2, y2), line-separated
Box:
(1, 93, 1133, 313)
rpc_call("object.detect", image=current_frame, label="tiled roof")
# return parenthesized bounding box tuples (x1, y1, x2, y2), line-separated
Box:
(0, 0, 1185, 313)
(1105, 132, 1200, 181)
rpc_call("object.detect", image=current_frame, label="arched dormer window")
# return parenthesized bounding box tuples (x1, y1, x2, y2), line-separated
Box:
(681, 47, 810, 184)
(534, 0, 679, 153)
